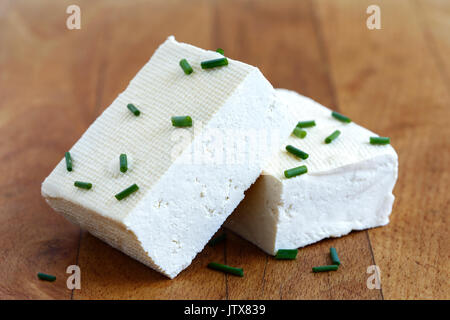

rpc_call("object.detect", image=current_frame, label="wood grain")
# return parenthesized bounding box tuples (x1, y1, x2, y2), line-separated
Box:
(0, 0, 448, 299)
(75, 230, 227, 299)
(415, 0, 450, 92)
(0, 0, 102, 299)
(314, 0, 450, 299)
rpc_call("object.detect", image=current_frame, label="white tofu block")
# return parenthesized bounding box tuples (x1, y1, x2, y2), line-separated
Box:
(41, 37, 293, 278)
(226, 89, 399, 255)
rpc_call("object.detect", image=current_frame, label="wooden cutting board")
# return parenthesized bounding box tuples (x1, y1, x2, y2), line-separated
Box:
(0, 0, 448, 299)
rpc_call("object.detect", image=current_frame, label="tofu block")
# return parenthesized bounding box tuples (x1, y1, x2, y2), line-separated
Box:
(41, 37, 293, 278)
(226, 89, 398, 255)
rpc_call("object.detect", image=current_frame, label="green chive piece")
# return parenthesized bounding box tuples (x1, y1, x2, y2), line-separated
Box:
(207, 262, 244, 277)
(216, 48, 225, 55)
(65, 152, 73, 172)
(275, 249, 298, 260)
(115, 183, 139, 200)
(292, 127, 307, 139)
(179, 59, 193, 75)
(119, 154, 128, 173)
(201, 57, 228, 69)
(127, 103, 141, 116)
(208, 233, 226, 247)
(284, 165, 308, 179)
(312, 265, 339, 273)
(286, 145, 309, 160)
(74, 181, 92, 190)
(330, 247, 341, 266)
(171, 116, 192, 127)
(296, 120, 316, 128)
(324, 130, 341, 144)
(331, 111, 351, 123)
(370, 136, 390, 145)
(37, 272, 56, 282)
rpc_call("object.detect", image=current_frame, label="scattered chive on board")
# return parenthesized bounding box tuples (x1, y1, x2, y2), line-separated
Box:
(119, 154, 128, 173)
(171, 115, 192, 127)
(207, 262, 244, 277)
(216, 48, 225, 55)
(275, 249, 298, 260)
(286, 145, 309, 160)
(292, 127, 307, 139)
(65, 152, 73, 172)
(296, 120, 316, 128)
(370, 136, 390, 145)
(312, 265, 339, 273)
(127, 103, 141, 116)
(179, 59, 193, 75)
(115, 183, 139, 200)
(208, 233, 226, 247)
(331, 111, 351, 123)
(330, 247, 341, 266)
(37, 272, 56, 282)
(74, 181, 92, 190)
(201, 57, 228, 69)
(284, 165, 308, 179)
(324, 130, 341, 144)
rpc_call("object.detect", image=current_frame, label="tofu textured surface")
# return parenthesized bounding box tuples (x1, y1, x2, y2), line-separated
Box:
(41, 37, 294, 278)
(226, 89, 399, 255)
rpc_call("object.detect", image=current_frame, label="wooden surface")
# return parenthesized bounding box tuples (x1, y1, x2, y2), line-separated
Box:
(0, 0, 448, 300)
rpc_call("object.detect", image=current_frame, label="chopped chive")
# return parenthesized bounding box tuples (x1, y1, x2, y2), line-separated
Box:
(296, 120, 316, 128)
(179, 59, 193, 75)
(275, 249, 298, 260)
(208, 262, 243, 277)
(370, 136, 390, 145)
(312, 265, 339, 272)
(201, 57, 228, 69)
(65, 152, 73, 172)
(324, 130, 341, 144)
(330, 247, 341, 266)
(171, 115, 192, 127)
(216, 48, 225, 55)
(331, 111, 351, 123)
(115, 183, 139, 200)
(119, 154, 128, 173)
(286, 145, 309, 160)
(292, 127, 307, 139)
(37, 272, 56, 282)
(127, 103, 141, 116)
(74, 181, 92, 190)
(208, 233, 226, 247)
(284, 165, 308, 179)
